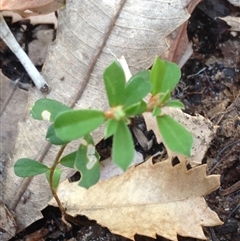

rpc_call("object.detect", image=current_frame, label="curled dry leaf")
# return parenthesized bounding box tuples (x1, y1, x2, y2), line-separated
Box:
(0, 0, 65, 17)
(49, 158, 222, 241)
(2, 11, 58, 28)
(219, 16, 240, 32)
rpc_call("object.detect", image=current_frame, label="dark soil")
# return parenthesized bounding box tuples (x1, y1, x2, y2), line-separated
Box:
(2, 0, 240, 240)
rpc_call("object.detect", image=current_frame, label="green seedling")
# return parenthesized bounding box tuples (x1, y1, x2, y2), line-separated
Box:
(14, 57, 193, 218)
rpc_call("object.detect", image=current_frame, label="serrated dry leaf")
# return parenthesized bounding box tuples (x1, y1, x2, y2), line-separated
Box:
(49, 158, 222, 241)
(143, 108, 216, 166)
(219, 16, 240, 32)
(0, 0, 65, 17)
(1, 0, 197, 238)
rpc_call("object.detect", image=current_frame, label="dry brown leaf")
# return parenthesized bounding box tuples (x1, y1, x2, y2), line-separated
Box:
(219, 16, 240, 32)
(49, 158, 223, 241)
(1, 0, 197, 238)
(143, 108, 216, 166)
(0, 0, 65, 17)
(161, 0, 202, 66)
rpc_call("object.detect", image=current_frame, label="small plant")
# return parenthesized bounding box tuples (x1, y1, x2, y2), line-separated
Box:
(14, 57, 193, 216)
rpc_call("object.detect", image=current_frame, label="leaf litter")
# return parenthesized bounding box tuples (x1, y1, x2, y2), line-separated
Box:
(1, 0, 235, 240)
(1, 0, 197, 239)
(50, 158, 222, 241)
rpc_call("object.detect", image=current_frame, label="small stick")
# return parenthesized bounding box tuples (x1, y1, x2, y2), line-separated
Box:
(0, 12, 50, 93)
(221, 180, 240, 196)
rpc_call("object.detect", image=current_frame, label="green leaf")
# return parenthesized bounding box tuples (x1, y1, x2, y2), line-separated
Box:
(103, 61, 125, 107)
(152, 106, 161, 117)
(46, 124, 69, 145)
(45, 167, 62, 189)
(83, 133, 95, 145)
(150, 57, 166, 95)
(60, 151, 76, 168)
(165, 100, 185, 109)
(30, 98, 71, 122)
(75, 142, 100, 189)
(124, 101, 146, 116)
(124, 71, 151, 107)
(156, 115, 193, 156)
(105, 119, 119, 139)
(14, 158, 49, 177)
(60, 134, 95, 168)
(160, 61, 181, 93)
(112, 121, 134, 171)
(54, 109, 106, 141)
(159, 90, 170, 104)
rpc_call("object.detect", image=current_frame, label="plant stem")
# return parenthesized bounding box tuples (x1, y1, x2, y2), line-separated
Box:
(0, 12, 50, 93)
(49, 144, 67, 216)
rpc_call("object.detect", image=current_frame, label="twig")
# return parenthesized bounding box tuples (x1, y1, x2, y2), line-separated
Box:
(221, 180, 240, 196)
(0, 12, 50, 93)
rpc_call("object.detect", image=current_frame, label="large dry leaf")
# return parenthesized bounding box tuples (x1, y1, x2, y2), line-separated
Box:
(49, 158, 223, 241)
(0, 73, 28, 157)
(0, 73, 28, 240)
(0, 0, 65, 17)
(1, 0, 196, 238)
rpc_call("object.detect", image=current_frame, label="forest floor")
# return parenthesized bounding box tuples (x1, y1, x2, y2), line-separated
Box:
(1, 0, 240, 240)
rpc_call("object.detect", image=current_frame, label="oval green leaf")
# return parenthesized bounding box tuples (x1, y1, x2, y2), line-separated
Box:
(159, 90, 170, 104)
(105, 119, 119, 139)
(60, 151, 76, 168)
(124, 100, 147, 116)
(14, 158, 49, 177)
(112, 121, 134, 171)
(152, 106, 161, 117)
(54, 110, 106, 141)
(160, 61, 181, 93)
(46, 124, 69, 145)
(30, 98, 71, 122)
(75, 142, 100, 189)
(156, 115, 193, 156)
(124, 71, 151, 107)
(45, 167, 62, 189)
(103, 61, 125, 107)
(150, 57, 166, 95)
(165, 100, 185, 109)
(60, 134, 95, 168)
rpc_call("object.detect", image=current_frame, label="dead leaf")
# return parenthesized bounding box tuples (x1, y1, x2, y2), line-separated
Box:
(49, 158, 223, 241)
(1, 0, 197, 238)
(161, 0, 202, 67)
(0, 72, 28, 158)
(0, 0, 65, 17)
(227, 0, 240, 7)
(143, 108, 216, 166)
(2, 11, 58, 28)
(219, 16, 240, 31)
(0, 203, 17, 241)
